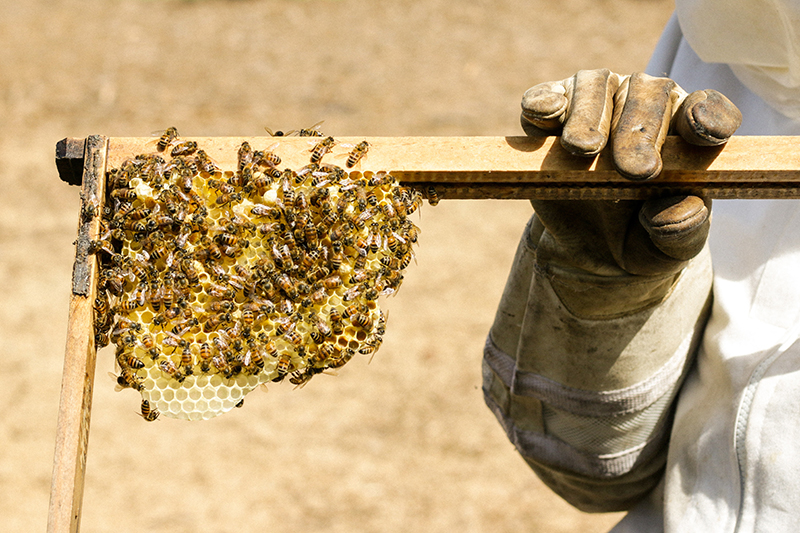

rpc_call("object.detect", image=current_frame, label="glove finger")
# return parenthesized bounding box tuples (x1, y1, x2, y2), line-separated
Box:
(611, 72, 676, 181)
(521, 79, 572, 133)
(639, 195, 710, 261)
(672, 89, 742, 146)
(561, 69, 621, 157)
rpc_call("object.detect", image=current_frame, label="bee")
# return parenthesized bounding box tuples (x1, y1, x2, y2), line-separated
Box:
(309, 287, 328, 305)
(159, 359, 185, 382)
(314, 314, 332, 339)
(426, 185, 441, 206)
(195, 149, 219, 175)
(118, 350, 145, 370)
(329, 308, 345, 335)
(353, 312, 375, 331)
(258, 149, 281, 167)
(243, 345, 265, 372)
(198, 342, 213, 371)
(180, 345, 194, 376)
(251, 204, 279, 218)
(328, 348, 355, 369)
(215, 192, 242, 208)
(310, 136, 335, 164)
(115, 368, 143, 391)
(274, 354, 292, 382)
(140, 333, 160, 359)
(237, 141, 254, 172)
(322, 274, 343, 290)
(80, 191, 99, 222)
(265, 126, 290, 137)
(208, 178, 235, 195)
(329, 249, 344, 271)
(247, 174, 274, 195)
(111, 187, 137, 201)
(139, 399, 160, 422)
(297, 120, 325, 137)
(272, 243, 293, 269)
(273, 314, 298, 336)
(209, 300, 234, 313)
(319, 201, 338, 228)
(171, 140, 198, 157)
(115, 299, 143, 313)
(157, 127, 179, 151)
(95, 332, 110, 348)
(211, 354, 231, 377)
(346, 141, 370, 168)
(241, 309, 255, 326)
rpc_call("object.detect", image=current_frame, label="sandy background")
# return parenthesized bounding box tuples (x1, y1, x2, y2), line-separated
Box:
(0, 1, 674, 531)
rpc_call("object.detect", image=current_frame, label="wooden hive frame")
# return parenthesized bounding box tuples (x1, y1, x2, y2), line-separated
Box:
(48, 134, 800, 532)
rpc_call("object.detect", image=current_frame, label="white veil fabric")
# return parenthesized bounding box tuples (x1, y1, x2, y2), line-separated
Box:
(675, 0, 800, 120)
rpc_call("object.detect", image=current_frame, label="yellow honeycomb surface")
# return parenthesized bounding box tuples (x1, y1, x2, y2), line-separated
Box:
(93, 132, 421, 421)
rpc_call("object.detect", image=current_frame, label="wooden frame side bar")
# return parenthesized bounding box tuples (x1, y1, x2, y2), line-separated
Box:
(48, 135, 108, 533)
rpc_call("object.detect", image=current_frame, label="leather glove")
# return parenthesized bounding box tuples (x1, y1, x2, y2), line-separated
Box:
(520, 69, 742, 317)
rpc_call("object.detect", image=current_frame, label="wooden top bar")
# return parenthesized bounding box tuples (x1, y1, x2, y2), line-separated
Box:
(75, 135, 800, 199)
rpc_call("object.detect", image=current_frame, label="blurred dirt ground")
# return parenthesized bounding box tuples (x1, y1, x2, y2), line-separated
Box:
(0, 1, 673, 531)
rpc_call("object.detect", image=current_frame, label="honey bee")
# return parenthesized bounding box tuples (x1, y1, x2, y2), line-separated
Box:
(271, 243, 293, 269)
(159, 359, 185, 382)
(237, 141, 254, 172)
(322, 274, 343, 290)
(345, 141, 370, 168)
(426, 185, 441, 206)
(171, 140, 198, 157)
(139, 399, 160, 422)
(251, 204, 279, 218)
(115, 368, 143, 391)
(273, 314, 298, 336)
(198, 342, 213, 371)
(314, 314, 332, 338)
(180, 345, 194, 376)
(243, 345, 265, 372)
(211, 354, 231, 377)
(118, 350, 145, 370)
(195, 149, 219, 175)
(297, 120, 325, 137)
(95, 332, 110, 348)
(215, 192, 242, 208)
(264, 126, 290, 137)
(80, 191, 99, 222)
(247, 174, 274, 196)
(111, 187, 137, 202)
(310, 136, 335, 164)
(274, 354, 292, 382)
(140, 333, 160, 359)
(157, 127, 179, 151)
(115, 299, 143, 313)
(328, 307, 344, 335)
(257, 148, 281, 167)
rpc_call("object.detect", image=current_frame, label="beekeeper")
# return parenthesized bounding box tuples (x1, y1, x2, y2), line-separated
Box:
(483, 1, 800, 531)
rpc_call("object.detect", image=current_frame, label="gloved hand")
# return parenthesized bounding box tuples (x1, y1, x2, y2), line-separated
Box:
(482, 71, 741, 511)
(520, 69, 742, 317)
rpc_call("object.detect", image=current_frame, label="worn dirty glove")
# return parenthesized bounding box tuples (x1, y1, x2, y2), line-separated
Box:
(482, 70, 741, 512)
(521, 69, 742, 180)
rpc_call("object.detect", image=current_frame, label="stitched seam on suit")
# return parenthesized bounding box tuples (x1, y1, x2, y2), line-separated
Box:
(484, 335, 690, 416)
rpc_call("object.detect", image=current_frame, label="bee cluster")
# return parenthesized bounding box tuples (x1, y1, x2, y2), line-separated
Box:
(92, 128, 422, 421)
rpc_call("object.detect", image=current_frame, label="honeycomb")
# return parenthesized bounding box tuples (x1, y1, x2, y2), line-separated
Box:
(92, 130, 422, 421)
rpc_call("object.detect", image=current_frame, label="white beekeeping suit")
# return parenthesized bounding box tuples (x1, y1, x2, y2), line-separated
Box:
(484, 1, 800, 531)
